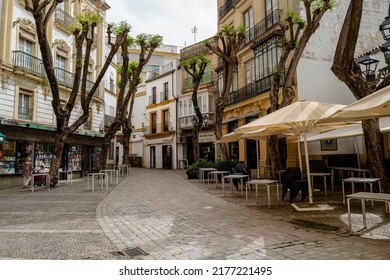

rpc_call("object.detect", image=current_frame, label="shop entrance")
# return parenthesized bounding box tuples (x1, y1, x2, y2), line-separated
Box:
(246, 139, 258, 169)
(162, 145, 172, 169)
(150, 146, 156, 168)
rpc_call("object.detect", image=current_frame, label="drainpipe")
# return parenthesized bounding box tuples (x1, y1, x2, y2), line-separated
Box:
(172, 60, 179, 169)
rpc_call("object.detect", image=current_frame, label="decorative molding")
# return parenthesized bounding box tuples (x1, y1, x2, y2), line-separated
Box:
(0, 69, 11, 89)
(18, 17, 36, 32)
(54, 39, 71, 52)
(95, 101, 102, 114)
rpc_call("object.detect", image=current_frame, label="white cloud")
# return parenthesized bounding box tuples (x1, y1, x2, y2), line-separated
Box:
(106, 0, 217, 47)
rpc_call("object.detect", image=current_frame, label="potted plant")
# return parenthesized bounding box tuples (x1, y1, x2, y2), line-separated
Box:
(185, 158, 215, 179)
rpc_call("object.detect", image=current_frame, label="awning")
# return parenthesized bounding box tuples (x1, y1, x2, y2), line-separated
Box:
(305, 117, 390, 142)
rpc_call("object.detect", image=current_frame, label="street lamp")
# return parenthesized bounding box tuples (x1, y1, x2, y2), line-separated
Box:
(356, 16, 390, 84)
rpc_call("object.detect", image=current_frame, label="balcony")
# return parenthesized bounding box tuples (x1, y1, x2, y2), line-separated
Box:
(219, 0, 241, 19)
(160, 91, 169, 102)
(148, 94, 157, 105)
(143, 122, 174, 136)
(182, 71, 213, 89)
(227, 74, 282, 106)
(54, 8, 74, 28)
(54, 67, 99, 97)
(241, 9, 283, 49)
(104, 114, 115, 127)
(18, 106, 33, 120)
(179, 113, 214, 130)
(12, 51, 45, 77)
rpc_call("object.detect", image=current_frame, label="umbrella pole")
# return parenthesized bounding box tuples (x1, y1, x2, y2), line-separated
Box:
(297, 136, 303, 179)
(256, 139, 260, 178)
(354, 136, 361, 169)
(303, 133, 313, 204)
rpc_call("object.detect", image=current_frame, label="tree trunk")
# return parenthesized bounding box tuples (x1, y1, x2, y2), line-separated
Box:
(49, 131, 67, 188)
(214, 100, 228, 160)
(362, 119, 387, 191)
(122, 119, 132, 165)
(267, 135, 282, 179)
(193, 125, 200, 162)
(99, 127, 119, 170)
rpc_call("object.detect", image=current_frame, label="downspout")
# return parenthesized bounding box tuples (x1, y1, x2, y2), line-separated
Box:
(172, 60, 179, 169)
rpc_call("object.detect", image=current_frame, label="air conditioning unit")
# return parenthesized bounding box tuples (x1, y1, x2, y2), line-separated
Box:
(177, 135, 186, 143)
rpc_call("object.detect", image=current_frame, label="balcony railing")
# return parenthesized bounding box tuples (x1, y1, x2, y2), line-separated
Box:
(182, 71, 213, 89)
(241, 9, 283, 49)
(54, 67, 99, 97)
(18, 106, 33, 120)
(12, 51, 45, 77)
(179, 113, 214, 130)
(148, 94, 157, 105)
(227, 74, 284, 106)
(54, 8, 74, 27)
(219, 0, 241, 19)
(160, 91, 169, 102)
(144, 122, 173, 136)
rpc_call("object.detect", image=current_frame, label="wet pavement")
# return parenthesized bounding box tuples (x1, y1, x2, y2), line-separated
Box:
(0, 168, 389, 260)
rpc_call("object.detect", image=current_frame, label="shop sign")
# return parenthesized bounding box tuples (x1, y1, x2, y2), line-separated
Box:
(199, 132, 215, 143)
(0, 132, 6, 142)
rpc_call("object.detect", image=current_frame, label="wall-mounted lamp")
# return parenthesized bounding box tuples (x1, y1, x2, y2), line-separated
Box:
(12, 20, 20, 28)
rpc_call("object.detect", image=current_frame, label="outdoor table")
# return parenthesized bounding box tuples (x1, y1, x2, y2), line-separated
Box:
(342, 177, 381, 208)
(223, 174, 248, 197)
(115, 164, 131, 177)
(58, 170, 73, 186)
(31, 173, 50, 192)
(87, 173, 108, 192)
(346, 192, 390, 235)
(207, 170, 230, 189)
(310, 172, 333, 196)
(100, 169, 119, 185)
(329, 166, 370, 185)
(245, 179, 279, 208)
(198, 168, 216, 183)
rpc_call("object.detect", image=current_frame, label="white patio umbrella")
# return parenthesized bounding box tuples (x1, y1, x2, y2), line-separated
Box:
(235, 100, 346, 204)
(321, 85, 390, 123)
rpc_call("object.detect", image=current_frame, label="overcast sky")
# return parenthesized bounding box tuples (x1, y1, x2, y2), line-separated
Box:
(106, 0, 218, 48)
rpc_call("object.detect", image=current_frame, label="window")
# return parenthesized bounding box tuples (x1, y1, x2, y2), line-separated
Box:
(266, 0, 279, 27)
(56, 54, 67, 82)
(18, 89, 33, 120)
(152, 87, 157, 104)
(151, 112, 157, 134)
(254, 36, 282, 81)
(245, 59, 255, 85)
(109, 76, 115, 92)
(243, 7, 254, 42)
(109, 105, 115, 116)
(83, 110, 92, 130)
(163, 82, 169, 101)
(162, 110, 169, 132)
(18, 37, 34, 72)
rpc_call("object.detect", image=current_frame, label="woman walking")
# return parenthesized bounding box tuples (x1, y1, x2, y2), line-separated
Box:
(21, 156, 35, 189)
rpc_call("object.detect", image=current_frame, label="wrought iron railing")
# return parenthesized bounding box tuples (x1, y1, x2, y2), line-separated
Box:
(18, 106, 33, 120)
(143, 122, 173, 136)
(54, 67, 99, 97)
(12, 51, 45, 76)
(241, 9, 283, 49)
(219, 0, 241, 19)
(160, 91, 169, 102)
(54, 8, 74, 27)
(227, 74, 284, 106)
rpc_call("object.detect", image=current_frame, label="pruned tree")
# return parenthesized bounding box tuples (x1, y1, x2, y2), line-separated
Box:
(24, 0, 128, 187)
(99, 34, 163, 169)
(268, 0, 334, 178)
(331, 0, 389, 189)
(205, 25, 245, 161)
(181, 54, 210, 162)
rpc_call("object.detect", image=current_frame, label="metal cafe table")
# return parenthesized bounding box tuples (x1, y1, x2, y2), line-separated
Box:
(341, 177, 381, 208)
(198, 168, 216, 183)
(31, 172, 50, 192)
(100, 169, 119, 185)
(87, 172, 108, 192)
(245, 179, 279, 208)
(207, 170, 230, 189)
(222, 174, 249, 197)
